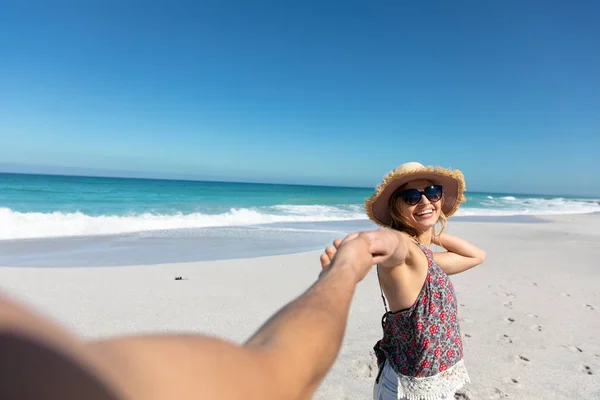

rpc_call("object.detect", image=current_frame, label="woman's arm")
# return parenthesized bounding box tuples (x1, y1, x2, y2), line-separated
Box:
(432, 232, 486, 275)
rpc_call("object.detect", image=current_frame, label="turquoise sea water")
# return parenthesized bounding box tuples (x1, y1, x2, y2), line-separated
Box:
(1, 173, 598, 267)
(1, 172, 599, 241)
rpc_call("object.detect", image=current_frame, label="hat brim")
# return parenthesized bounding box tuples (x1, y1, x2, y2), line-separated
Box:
(365, 167, 466, 227)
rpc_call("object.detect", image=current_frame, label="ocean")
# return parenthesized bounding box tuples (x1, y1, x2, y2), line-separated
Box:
(1, 173, 599, 267)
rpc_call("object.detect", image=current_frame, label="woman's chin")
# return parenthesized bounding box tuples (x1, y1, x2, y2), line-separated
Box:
(413, 219, 438, 232)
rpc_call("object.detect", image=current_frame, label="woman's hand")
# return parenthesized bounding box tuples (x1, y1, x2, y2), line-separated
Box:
(319, 238, 343, 274)
(362, 229, 410, 268)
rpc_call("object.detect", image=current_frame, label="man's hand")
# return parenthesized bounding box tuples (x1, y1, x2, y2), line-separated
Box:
(319, 233, 374, 282)
(0, 229, 393, 400)
(321, 229, 410, 273)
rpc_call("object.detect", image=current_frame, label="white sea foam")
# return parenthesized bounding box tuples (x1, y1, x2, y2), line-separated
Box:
(457, 197, 600, 217)
(0, 205, 367, 240)
(1, 197, 599, 240)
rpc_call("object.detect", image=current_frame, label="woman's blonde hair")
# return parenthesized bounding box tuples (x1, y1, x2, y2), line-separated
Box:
(387, 185, 448, 241)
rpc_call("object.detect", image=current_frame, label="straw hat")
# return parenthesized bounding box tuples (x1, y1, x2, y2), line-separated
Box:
(365, 162, 466, 227)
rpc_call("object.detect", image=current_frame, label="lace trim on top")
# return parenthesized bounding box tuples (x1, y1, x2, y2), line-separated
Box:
(394, 359, 470, 400)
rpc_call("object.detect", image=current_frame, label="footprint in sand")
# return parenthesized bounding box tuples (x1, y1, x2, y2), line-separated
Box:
(360, 364, 373, 378)
(497, 334, 513, 344)
(503, 293, 516, 299)
(560, 292, 571, 297)
(582, 365, 593, 375)
(527, 313, 538, 319)
(504, 377, 520, 386)
(352, 359, 374, 378)
(503, 301, 513, 309)
(584, 304, 595, 311)
(567, 345, 583, 353)
(515, 355, 530, 366)
(504, 317, 515, 324)
(532, 282, 538, 287)
(454, 389, 472, 399)
(529, 324, 542, 332)
(492, 388, 509, 398)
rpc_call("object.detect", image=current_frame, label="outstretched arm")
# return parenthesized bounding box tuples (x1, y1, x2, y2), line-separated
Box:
(90, 259, 364, 400)
(0, 233, 377, 400)
(99, 230, 410, 400)
(432, 232, 486, 275)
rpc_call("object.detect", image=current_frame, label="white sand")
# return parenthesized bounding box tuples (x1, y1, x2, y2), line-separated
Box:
(1, 214, 599, 399)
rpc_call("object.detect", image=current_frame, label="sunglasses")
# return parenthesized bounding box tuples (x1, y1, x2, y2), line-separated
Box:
(397, 185, 443, 206)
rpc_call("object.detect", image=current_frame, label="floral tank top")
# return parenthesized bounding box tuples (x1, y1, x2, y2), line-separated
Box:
(373, 242, 470, 399)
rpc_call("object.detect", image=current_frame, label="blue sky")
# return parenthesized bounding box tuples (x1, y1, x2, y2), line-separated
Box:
(1, 1, 599, 195)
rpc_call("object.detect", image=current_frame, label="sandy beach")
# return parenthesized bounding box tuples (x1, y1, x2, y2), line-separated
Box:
(1, 214, 599, 399)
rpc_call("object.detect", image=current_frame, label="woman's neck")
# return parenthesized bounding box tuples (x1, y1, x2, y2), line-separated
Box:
(416, 228, 433, 247)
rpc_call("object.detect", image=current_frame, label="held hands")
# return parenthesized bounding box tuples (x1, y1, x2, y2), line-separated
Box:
(319, 229, 407, 282)
(318, 233, 372, 283)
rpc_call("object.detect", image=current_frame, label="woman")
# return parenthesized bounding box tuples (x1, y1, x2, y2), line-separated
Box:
(322, 162, 486, 399)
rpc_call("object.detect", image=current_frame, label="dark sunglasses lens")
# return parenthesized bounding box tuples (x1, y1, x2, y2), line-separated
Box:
(402, 189, 422, 206)
(424, 186, 442, 202)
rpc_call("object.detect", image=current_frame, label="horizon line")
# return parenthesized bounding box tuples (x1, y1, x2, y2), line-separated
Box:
(0, 168, 595, 199)
(0, 167, 372, 191)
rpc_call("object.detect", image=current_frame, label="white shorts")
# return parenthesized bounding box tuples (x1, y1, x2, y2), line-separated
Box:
(373, 361, 455, 400)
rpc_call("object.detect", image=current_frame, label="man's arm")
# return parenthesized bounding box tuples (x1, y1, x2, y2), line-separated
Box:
(0, 233, 376, 400)
(89, 234, 374, 400)
(87, 267, 357, 400)
(432, 232, 486, 275)
(243, 261, 361, 398)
